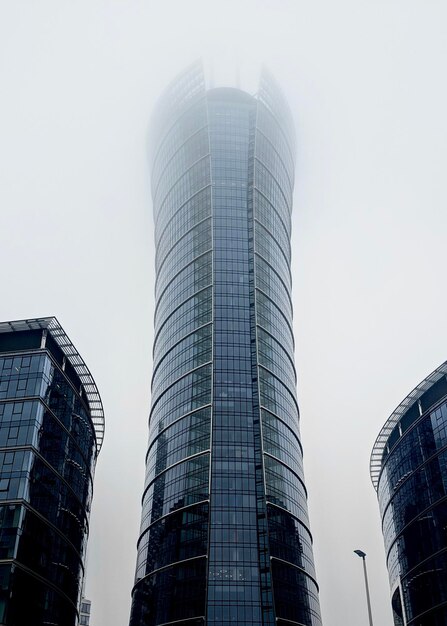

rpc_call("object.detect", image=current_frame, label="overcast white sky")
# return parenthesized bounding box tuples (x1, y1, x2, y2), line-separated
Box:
(2, 1, 447, 625)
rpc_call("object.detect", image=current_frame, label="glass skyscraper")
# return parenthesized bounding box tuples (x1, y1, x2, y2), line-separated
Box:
(0, 317, 104, 626)
(371, 362, 447, 625)
(129, 63, 322, 626)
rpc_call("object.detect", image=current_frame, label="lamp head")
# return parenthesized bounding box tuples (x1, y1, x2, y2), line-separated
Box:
(354, 549, 367, 558)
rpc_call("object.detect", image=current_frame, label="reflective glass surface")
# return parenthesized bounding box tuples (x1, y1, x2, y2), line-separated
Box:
(0, 347, 97, 625)
(207, 93, 269, 626)
(131, 64, 212, 626)
(377, 392, 447, 624)
(130, 64, 321, 626)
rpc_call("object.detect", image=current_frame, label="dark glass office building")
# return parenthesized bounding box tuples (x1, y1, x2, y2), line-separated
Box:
(129, 63, 322, 626)
(371, 362, 447, 626)
(0, 317, 104, 626)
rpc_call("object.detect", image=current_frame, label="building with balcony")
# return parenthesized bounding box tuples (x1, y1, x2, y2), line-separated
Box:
(0, 317, 104, 625)
(371, 362, 447, 625)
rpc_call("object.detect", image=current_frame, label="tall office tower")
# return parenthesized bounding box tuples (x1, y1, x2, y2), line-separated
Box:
(371, 362, 447, 626)
(129, 63, 321, 626)
(0, 317, 104, 626)
(79, 597, 92, 626)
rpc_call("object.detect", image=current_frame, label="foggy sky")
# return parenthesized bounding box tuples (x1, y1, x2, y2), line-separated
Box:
(2, 2, 447, 625)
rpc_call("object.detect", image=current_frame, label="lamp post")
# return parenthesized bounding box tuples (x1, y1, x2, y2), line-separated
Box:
(354, 549, 374, 626)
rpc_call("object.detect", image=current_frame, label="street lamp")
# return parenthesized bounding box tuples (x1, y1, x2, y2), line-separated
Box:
(354, 549, 374, 626)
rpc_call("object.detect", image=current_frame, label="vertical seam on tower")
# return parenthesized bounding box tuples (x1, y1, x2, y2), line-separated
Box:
(204, 90, 213, 626)
(249, 97, 277, 625)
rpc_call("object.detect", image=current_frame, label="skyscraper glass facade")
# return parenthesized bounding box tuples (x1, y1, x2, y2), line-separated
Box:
(129, 63, 321, 626)
(371, 362, 447, 626)
(0, 318, 104, 626)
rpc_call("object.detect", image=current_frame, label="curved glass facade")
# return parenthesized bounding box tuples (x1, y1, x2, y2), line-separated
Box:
(130, 63, 321, 626)
(0, 317, 104, 626)
(371, 362, 447, 626)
